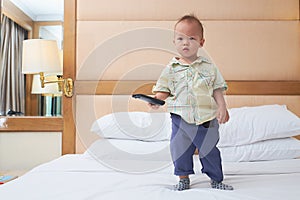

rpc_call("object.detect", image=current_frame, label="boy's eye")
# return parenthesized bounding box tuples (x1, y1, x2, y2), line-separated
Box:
(189, 37, 195, 40)
(177, 37, 183, 40)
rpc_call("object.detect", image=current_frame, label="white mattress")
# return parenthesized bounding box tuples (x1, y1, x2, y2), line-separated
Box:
(1, 153, 300, 200)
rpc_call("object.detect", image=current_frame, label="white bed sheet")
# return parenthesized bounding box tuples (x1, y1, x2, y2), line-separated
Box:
(1, 154, 300, 200)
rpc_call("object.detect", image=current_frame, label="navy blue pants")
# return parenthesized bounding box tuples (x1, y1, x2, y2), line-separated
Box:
(170, 113, 224, 182)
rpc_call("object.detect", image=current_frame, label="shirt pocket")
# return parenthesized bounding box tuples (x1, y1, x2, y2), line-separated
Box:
(168, 70, 186, 95)
(198, 70, 215, 87)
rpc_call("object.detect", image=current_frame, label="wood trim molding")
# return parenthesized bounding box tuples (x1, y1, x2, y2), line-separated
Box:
(62, 0, 76, 154)
(0, 117, 63, 132)
(226, 81, 300, 95)
(75, 80, 300, 95)
(32, 21, 63, 39)
(2, 0, 33, 31)
(75, 80, 155, 95)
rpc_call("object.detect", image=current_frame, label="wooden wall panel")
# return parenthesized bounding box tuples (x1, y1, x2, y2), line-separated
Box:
(75, 94, 165, 153)
(76, 21, 174, 81)
(77, 21, 300, 81)
(75, 80, 300, 96)
(75, 0, 300, 153)
(77, 0, 299, 20)
(0, 117, 63, 132)
(225, 95, 300, 117)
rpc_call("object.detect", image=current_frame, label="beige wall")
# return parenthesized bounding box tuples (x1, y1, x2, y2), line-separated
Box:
(0, 132, 62, 170)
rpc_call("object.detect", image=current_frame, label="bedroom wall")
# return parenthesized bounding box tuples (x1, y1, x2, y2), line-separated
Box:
(75, 0, 300, 153)
(0, 132, 62, 170)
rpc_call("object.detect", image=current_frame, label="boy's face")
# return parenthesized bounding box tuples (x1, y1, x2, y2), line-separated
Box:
(173, 20, 205, 62)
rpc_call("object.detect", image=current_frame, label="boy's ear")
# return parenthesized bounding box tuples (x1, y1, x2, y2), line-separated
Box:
(200, 38, 205, 47)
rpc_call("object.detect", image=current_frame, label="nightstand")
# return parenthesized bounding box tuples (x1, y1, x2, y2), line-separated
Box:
(0, 170, 26, 184)
(0, 170, 26, 177)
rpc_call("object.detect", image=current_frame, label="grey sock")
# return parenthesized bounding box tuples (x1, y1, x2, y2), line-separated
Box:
(174, 177, 190, 191)
(211, 180, 234, 190)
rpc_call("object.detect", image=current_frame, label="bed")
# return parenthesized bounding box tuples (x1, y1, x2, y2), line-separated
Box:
(0, 152, 300, 200)
(1, 104, 300, 200)
(2, 1, 300, 198)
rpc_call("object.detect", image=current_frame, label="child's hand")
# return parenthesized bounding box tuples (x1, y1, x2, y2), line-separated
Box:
(216, 107, 229, 124)
(148, 103, 160, 110)
(147, 92, 169, 110)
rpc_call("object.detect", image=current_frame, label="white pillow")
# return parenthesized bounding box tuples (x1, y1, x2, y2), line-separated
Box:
(90, 112, 172, 141)
(87, 139, 170, 155)
(219, 104, 300, 147)
(85, 139, 172, 173)
(219, 137, 300, 162)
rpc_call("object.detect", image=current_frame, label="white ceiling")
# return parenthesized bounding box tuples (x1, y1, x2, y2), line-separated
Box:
(9, 0, 64, 21)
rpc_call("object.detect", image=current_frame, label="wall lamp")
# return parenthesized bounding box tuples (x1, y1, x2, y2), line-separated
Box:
(22, 39, 73, 97)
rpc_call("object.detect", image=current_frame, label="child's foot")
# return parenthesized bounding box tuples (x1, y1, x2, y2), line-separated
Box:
(211, 180, 234, 190)
(174, 177, 190, 191)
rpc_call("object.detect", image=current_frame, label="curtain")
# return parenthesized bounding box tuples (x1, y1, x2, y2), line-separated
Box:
(0, 15, 27, 116)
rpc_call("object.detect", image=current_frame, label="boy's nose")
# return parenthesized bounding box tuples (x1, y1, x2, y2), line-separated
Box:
(183, 39, 189, 45)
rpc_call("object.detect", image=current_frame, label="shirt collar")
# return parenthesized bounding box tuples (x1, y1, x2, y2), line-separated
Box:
(169, 56, 211, 67)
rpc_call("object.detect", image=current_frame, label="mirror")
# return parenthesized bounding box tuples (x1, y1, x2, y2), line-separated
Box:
(35, 23, 64, 116)
(39, 25, 63, 50)
(0, 0, 64, 116)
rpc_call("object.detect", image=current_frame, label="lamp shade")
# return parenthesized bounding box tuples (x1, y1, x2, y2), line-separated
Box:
(22, 39, 61, 74)
(31, 74, 62, 95)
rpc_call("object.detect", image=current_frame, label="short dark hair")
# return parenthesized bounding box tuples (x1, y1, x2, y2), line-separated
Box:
(174, 14, 204, 37)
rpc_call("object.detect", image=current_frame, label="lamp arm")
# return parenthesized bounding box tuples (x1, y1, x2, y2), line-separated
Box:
(39, 72, 73, 97)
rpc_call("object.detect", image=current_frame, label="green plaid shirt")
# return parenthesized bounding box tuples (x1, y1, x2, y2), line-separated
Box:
(153, 56, 227, 125)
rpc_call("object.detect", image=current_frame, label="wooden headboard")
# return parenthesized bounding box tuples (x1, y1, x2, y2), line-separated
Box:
(74, 81, 300, 153)
(73, 0, 300, 153)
